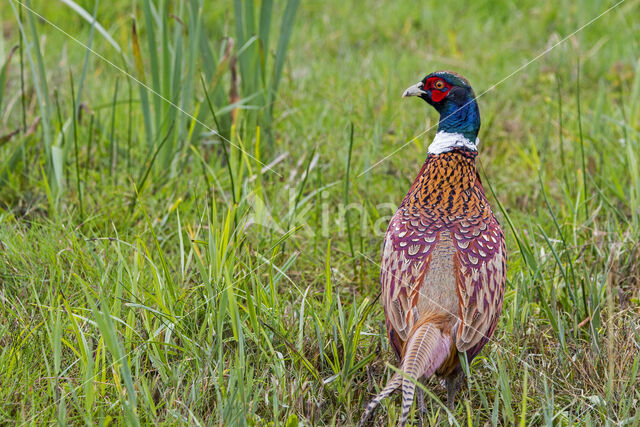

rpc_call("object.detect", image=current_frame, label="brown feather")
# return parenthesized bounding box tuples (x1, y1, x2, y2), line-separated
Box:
(363, 146, 506, 424)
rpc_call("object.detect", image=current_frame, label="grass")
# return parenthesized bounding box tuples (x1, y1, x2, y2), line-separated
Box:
(1, 0, 639, 425)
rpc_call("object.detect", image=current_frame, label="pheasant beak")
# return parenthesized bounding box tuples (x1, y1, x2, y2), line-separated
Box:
(402, 82, 427, 98)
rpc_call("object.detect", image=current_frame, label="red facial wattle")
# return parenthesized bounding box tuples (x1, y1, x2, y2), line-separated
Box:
(424, 77, 451, 103)
(430, 88, 449, 102)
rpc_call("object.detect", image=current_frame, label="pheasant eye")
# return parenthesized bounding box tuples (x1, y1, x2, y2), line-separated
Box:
(434, 80, 445, 90)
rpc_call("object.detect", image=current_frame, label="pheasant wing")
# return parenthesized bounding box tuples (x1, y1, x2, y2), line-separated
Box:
(380, 208, 441, 357)
(452, 216, 506, 356)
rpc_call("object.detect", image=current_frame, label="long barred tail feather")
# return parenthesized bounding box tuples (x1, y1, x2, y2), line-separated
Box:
(399, 323, 450, 425)
(357, 372, 402, 426)
(358, 319, 451, 426)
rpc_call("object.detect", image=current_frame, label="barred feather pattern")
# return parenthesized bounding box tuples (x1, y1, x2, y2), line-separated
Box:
(399, 320, 451, 425)
(382, 149, 505, 362)
(360, 148, 506, 425)
(358, 316, 451, 427)
(357, 373, 402, 426)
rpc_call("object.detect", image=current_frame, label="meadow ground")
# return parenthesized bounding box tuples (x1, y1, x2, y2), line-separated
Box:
(0, 0, 639, 425)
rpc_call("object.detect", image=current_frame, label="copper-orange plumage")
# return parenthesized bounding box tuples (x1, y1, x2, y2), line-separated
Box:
(359, 71, 506, 426)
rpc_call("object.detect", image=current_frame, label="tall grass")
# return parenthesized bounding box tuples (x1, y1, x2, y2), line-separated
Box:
(4, 0, 299, 206)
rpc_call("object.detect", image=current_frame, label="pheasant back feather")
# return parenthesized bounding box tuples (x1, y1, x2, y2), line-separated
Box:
(362, 150, 506, 425)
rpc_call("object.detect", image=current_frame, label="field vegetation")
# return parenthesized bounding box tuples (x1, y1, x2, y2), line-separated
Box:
(0, 0, 639, 424)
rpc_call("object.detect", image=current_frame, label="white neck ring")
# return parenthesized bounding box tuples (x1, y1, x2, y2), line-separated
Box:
(428, 131, 479, 154)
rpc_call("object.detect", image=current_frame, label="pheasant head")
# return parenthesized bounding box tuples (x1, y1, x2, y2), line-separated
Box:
(403, 71, 481, 154)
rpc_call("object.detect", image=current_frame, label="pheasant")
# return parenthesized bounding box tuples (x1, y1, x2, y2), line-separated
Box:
(359, 71, 506, 426)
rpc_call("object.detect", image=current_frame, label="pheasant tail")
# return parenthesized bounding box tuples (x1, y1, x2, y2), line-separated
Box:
(357, 373, 402, 426)
(358, 318, 451, 426)
(399, 321, 450, 425)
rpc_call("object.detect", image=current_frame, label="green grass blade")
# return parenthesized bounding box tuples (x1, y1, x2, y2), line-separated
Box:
(0, 46, 17, 113)
(270, 0, 300, 100)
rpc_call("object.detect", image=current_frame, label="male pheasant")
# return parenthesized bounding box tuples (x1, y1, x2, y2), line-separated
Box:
(359, 71, 506, 426)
